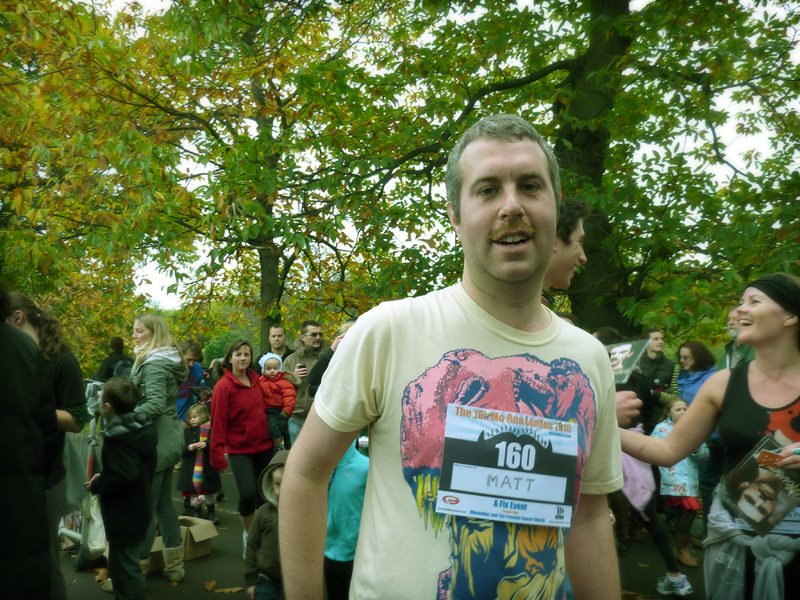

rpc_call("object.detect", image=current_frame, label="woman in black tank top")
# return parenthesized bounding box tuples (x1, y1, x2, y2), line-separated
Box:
(619, 272, 800, 599)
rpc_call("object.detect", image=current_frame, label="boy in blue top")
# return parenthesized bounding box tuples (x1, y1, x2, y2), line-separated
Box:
(87, 377, 157, 600)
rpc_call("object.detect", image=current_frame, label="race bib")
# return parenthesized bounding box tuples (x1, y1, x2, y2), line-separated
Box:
(435, 404, 578, 527)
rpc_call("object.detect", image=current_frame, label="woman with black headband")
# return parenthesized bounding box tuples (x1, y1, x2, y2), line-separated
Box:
(620, 272, 800, 600)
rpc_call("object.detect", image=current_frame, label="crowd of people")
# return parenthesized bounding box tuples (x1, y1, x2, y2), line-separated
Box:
(3, 113, 799, 600)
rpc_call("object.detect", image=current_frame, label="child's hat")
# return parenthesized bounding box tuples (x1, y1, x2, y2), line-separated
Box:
(258, 352, 283, 372)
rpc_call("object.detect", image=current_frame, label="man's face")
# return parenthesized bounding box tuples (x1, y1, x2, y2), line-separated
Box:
(609, 344, 633, 371)
(182, 352, 199, 369)
(547, 219, 587, 290)
(301, 325, 322, 350)
(726, 309, 739, 340)
(448, 137, 557, 292)
(269, 326, 286, 351)
(648, 331, 664, 353)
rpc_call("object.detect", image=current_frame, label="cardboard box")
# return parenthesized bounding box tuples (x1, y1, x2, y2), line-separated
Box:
(145, 516, 218, 573)
(179, 516, 218, 560)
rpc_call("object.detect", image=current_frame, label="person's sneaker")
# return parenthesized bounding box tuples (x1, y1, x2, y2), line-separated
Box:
(656, 573, 693, 596)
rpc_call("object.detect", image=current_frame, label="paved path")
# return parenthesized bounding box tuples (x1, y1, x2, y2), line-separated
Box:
(61, 471, 707, 598)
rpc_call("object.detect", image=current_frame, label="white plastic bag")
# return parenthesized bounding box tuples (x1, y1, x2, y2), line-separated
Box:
(81, 494, 106, 558)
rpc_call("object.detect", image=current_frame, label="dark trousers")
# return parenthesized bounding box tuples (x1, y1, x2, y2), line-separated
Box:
(229, 450, 274, 517)
(109, 541, 145, 600)
(699, 438, 725, 525)
(642, 496, 681, 573)
(325, 557, 354, 600)
(266, 408, 291, 449)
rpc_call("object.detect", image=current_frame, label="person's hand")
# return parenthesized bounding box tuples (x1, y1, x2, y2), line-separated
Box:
(196, 441, 206, 449)
(280, 411, 290, 419)
(777, 443, 800, 469)
(615, 391, 642, 427)
(247, 585, 255, 600)
(295, 364, 309, 378)
(331, 334, 345, 352)
(84, 473, 100, 489)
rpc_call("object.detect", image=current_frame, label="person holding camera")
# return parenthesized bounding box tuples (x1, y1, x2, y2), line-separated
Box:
(283, 320, 328, 444)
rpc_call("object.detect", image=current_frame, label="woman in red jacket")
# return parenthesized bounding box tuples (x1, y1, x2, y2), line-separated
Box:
(209, 340, 274, 538)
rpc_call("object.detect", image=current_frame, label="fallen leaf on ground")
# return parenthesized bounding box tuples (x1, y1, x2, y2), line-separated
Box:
(205, 580, 217, 590)
(214, 587, 244, 593)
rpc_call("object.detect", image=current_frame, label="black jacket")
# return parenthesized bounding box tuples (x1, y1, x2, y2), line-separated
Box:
(91, 413, 157, 545)
(0, 324, 56, 597)
(638, 353, 675, 393)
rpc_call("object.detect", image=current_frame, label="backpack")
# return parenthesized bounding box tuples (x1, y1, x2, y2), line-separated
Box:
(113, 357, 134, 378)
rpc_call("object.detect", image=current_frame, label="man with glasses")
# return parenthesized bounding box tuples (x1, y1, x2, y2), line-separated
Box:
(283, 320, 327, 444)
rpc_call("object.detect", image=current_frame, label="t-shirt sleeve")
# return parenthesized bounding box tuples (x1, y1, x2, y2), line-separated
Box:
(54, 351, 88, 428)
(578, 353, 623, 495)
(314, 307, 389, 433)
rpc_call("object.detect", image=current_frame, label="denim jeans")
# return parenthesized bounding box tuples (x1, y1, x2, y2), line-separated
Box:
(139, 468, 182, 558)
(255, 573, 283, 600)
(288, 419, 303, 445)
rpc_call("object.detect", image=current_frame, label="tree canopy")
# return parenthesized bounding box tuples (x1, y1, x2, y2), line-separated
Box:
(2, 0, 799, 370)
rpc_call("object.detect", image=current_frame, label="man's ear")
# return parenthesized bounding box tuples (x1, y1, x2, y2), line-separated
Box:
(785, 313, 799, 328)
(447, 203, 460, 235)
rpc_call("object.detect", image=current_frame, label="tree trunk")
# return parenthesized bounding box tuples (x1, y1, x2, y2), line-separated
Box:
(258, 244, 281, 355)
(554, 0, 636, 335)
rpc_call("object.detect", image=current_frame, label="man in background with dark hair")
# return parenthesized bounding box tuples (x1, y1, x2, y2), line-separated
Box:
(268, 323, 294, 362)
(94, 336, 133, 382)
(639, 328, 674, 397)
(542, 197, 589, 305)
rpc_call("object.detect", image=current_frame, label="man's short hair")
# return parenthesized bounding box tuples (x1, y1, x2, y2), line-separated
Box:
(102, 377, 140, 415)
(645, 327, 663, 337)
(301, 319, 321, 333)
(110, 336, 124, 353)
(178, 339, 204, 362)
(269, 323, 285, 333)
(593, 326, 623, 345)
(445, 114, 561, 220)
(556, 197, 589, 244)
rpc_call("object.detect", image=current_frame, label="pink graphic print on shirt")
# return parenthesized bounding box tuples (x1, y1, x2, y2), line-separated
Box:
(401, 349, 597, 600)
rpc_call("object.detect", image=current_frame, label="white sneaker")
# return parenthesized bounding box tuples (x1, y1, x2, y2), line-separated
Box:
(656, 573, 693, 596)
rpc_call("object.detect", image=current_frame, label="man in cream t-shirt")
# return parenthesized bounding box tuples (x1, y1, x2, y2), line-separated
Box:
(280, 114, 623, 600)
